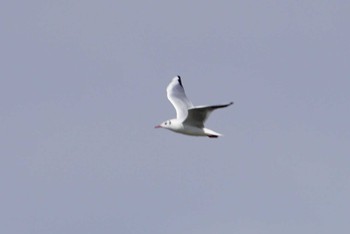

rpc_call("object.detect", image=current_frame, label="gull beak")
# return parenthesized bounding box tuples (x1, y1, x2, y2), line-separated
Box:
(154, 125, 162, 128)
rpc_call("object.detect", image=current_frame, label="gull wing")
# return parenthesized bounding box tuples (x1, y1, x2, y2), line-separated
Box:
(167, 76, 193, 120)
(183, 102, 233, 128)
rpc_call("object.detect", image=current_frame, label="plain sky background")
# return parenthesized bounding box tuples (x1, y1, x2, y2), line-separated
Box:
(1, 1, 349, 233)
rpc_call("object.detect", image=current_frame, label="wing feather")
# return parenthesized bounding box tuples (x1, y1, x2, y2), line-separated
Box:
(184, 102, 233, 127)
(166, 76, 193, 120)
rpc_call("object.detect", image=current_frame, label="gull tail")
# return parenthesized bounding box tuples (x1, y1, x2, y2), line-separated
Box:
(204, 128, 222, 138)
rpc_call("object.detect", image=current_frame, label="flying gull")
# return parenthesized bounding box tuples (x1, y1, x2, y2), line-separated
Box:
(155, 76, 233, 138)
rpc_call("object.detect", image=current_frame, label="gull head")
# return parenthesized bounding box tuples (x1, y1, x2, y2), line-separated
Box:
(154, 119, 177, 130)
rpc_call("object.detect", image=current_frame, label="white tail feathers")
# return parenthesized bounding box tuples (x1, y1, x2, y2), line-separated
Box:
(203, 128, 223, 138)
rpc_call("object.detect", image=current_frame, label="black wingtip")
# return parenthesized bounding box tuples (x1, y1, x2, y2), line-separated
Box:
(176, 75, 183, 88)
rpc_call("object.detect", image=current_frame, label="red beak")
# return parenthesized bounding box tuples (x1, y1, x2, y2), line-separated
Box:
(154, 125, 162, 128)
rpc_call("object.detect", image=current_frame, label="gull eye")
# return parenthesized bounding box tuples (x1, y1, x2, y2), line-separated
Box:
(169, 121, 171, 125)
(164, 122, 167, 125)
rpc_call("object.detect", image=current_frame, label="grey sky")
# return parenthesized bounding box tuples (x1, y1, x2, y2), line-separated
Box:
(1, 1, 349, 233)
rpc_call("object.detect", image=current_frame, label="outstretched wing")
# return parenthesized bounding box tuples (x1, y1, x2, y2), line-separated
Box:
(167, 76, 193, 120)
(183, 102, 233, 128)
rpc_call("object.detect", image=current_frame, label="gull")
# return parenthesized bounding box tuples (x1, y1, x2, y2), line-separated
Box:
(155, 76, 233, 138)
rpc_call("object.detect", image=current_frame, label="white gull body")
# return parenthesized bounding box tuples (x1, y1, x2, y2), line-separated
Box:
(155, 76, 233, 138)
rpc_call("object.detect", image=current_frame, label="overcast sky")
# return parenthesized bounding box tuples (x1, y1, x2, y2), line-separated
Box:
(1, 1, 349, 233)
